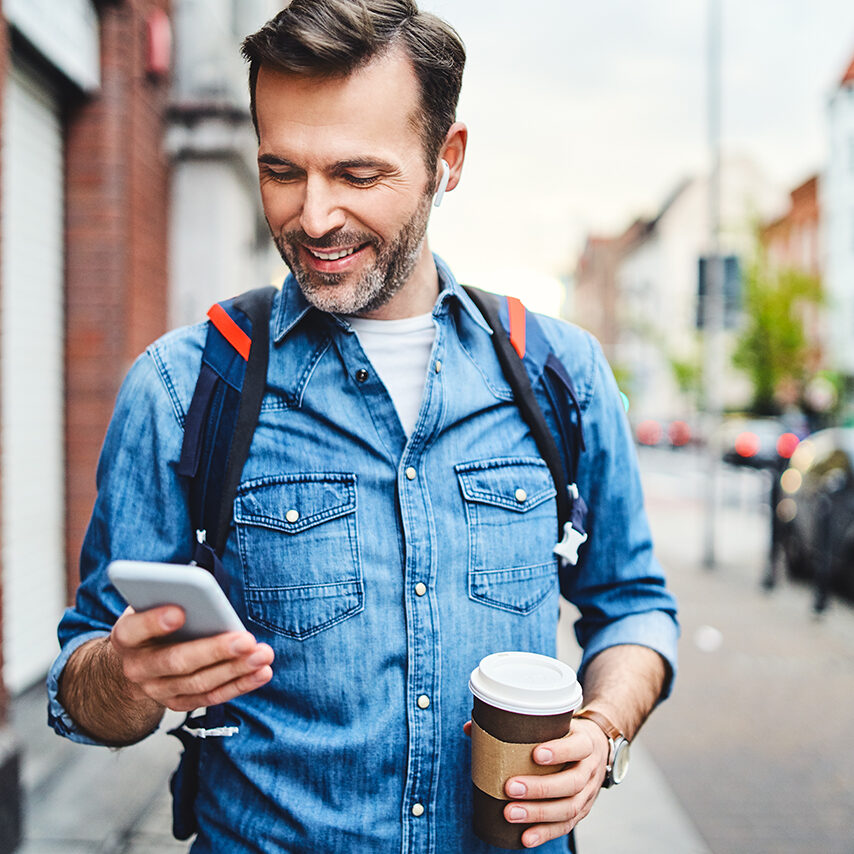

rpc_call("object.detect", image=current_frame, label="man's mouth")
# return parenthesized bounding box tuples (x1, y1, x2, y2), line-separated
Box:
(307, 245, 361, 261)
(300, 241, 371, 273)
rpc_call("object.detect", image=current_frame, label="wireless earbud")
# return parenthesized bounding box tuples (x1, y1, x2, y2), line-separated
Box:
(433, 159, 451, 208)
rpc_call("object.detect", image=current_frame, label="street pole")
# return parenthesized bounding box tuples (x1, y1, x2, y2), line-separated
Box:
(702, 0, 724, 569)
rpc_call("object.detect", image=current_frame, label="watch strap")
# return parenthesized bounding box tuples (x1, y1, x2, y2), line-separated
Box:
(574, 708, 624, 742)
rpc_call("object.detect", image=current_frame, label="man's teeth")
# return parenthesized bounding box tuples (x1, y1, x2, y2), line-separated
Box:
(310, 246, 359, 261)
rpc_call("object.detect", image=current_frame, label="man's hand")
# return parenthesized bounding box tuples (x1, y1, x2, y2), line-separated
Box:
(463, 718, 609, 849)
(59, 605, 275, 745)
(111, 605, 274, 712)
(500, 717, 608, 848)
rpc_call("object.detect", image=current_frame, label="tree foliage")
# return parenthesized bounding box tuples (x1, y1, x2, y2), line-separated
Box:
(731, 247, 822, 415)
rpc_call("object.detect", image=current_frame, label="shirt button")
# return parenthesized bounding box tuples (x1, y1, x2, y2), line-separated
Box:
(414, 582, 427, 597)
(285, 509, 300, 523)
(435, 360, 443, 373)
(417, 694, 430, 709)
(355, 368, 369, 382)
(405, 467, 417, 480)
(515, 488, 527, 503)
(411, 803, 425, 817)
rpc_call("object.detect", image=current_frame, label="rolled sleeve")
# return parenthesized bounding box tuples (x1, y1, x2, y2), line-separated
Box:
(47, 347, 195, 743)
(578, 609, 679, 698)
(46, 630, 111, 744)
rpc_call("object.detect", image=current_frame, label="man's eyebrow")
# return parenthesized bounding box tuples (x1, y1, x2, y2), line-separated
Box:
(257, 154, 396, 172)
(333, 157, 396, 172)
(258, 154, 298, 167)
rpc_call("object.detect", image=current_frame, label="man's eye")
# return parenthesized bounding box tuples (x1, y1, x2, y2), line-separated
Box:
(265, 169, 299, 183)
(344, 173, 380, 187)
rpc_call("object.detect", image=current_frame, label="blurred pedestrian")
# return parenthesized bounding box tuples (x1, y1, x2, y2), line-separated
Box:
(46, 2, 678, 851)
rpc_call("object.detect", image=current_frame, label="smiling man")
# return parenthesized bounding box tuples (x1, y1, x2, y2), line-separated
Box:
(47, 2, 678, 852)
(254, 47, 456, 319)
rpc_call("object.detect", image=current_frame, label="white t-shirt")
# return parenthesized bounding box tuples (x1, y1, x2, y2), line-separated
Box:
(348, 313, 436, 437)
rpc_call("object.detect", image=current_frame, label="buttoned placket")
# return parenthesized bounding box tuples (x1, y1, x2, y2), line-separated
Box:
(337, 310, 445, 853)
(396, 318, 445, 854)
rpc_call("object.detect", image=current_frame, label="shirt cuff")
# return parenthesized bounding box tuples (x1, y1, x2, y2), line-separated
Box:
(47, 630, 114, 746)
(578, 610, 679, 700)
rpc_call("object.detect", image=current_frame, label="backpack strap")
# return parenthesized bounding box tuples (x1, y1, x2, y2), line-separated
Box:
(177, 286, 275, 573)
(463, 287, 571, 533)
(169, 286, 275, 840)
(463, 286, 588, 565)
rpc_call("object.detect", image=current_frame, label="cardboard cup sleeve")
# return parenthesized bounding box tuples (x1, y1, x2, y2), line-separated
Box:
(470, 719, 562, 801)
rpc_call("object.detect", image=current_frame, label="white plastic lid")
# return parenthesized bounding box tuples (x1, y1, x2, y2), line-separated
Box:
(469, 651, 583, 716)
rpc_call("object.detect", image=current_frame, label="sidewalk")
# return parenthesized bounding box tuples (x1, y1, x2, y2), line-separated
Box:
(11, 686, 187, 854)
(636, 448, 854, 854)
(558, 609, 711, 854)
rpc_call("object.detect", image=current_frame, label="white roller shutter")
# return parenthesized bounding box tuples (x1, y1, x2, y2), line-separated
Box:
(1, 61, 66, 694)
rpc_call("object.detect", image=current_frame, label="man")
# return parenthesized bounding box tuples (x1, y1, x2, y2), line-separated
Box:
(48, 2, 678, 851)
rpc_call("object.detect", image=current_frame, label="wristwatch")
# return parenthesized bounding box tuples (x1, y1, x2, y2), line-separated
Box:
(574, 708, 630, 788)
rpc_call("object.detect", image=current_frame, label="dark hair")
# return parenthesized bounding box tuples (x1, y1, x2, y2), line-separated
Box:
(241, 0, 465, 168)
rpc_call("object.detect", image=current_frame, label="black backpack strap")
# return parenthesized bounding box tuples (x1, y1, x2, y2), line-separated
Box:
(178, 286, 275, 565)
(212, 287, 274, 554)
(463, 285, 571, 539)
(169, 286, 274, 841)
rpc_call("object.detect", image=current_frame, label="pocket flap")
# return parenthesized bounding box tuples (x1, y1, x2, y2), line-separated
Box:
(455, 458, 555, 512)
(235, 474, 356, 533)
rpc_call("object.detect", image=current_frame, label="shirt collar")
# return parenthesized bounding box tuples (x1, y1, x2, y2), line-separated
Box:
(271, 253, 492, 345)
(432, 254, 493, 334)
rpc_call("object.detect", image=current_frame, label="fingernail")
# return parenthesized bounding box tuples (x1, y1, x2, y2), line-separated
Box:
(525, 833, 540, 847)
(507, 781, 526, 797)
(247, 650, 268, 667)
(508, 806, 527, 821)
(230, 635, 254, 655)
(535, 747, 553, 763)
(161, 609, 182, 629)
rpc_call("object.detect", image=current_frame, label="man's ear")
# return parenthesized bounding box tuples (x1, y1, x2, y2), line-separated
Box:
(438, 122, 468, 195)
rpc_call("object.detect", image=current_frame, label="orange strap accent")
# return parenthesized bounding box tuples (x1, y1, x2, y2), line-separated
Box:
(207, 303, 251, 361)
(507, 296, 526, 359)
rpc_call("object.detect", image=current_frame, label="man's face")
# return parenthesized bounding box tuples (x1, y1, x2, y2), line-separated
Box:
(255, 49, 436, 316)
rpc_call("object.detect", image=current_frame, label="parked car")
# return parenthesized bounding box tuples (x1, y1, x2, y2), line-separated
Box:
(719, 417, 801, 470)
(635, 417, 696, 449)
(776, 428, 854, 605)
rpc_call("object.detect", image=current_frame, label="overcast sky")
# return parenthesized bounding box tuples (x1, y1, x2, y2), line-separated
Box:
(420, 1, 854, 311)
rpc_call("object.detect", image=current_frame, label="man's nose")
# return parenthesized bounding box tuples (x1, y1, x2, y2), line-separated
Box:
(299, 176, 346, 239)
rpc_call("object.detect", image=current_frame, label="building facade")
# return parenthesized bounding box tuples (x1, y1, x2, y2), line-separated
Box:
(0, 2, 172, 850)
(167, 0, 279, 328)
(579, 155, 785, 424)
(760, 174, 823, 384)
(823, 53, 854, 378)
(762, 174, 821, 277)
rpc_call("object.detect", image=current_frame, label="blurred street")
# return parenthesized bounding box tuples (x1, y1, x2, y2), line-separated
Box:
(13, 447, 854, 853)
(635, 447, 854, 854)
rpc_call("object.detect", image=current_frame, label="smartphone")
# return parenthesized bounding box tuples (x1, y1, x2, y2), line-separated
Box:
(107, 560, 246, 641)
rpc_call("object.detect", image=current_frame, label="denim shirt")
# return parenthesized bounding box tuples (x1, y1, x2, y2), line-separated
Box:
(48, 257, 678, 854)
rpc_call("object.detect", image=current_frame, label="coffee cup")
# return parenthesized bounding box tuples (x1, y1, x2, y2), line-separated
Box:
(469, 651, 583, 849)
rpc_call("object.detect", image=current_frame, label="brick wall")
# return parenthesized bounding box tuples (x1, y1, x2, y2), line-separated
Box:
(64, 0, 171, 601)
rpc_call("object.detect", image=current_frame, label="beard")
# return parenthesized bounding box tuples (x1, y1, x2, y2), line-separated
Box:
(272, 191, 433, 316)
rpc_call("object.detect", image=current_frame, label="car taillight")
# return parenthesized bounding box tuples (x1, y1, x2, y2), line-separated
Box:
(734, 431, 759, 457)
(668, 420, 691, 447)
(776, 432, 800, 459)
(637, 420, 662, 446)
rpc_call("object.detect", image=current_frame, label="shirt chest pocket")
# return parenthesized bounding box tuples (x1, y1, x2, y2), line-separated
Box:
(455, 458, 558, 614)
(233, 473, 363, 640)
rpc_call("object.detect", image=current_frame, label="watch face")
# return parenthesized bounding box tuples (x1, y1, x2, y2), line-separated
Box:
(612, 740, 630, 785)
